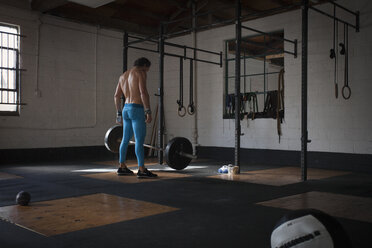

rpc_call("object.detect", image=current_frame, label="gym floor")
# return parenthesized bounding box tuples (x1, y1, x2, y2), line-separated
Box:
(0, 158, 371, 248)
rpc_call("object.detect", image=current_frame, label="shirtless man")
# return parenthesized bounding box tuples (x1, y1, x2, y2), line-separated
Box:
(114, 57, 157, 178)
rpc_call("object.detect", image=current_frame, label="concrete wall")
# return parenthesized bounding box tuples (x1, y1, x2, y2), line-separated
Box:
(0, 4, 158, 149)
(162, 0, 372, 155)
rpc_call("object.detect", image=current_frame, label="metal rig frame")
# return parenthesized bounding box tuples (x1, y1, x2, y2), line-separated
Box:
(122, 0, 360, 180)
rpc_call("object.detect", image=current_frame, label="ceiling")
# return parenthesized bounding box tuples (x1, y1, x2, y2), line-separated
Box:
(1, 0, 330, 37)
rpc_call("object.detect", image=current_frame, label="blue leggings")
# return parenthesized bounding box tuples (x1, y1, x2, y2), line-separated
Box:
(119, 104, 146, 167)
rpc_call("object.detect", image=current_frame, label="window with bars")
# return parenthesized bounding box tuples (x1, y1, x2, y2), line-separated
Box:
(0, 23, 21, 116)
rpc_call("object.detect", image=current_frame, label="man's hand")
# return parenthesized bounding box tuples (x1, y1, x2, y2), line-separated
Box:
(145, 114, 152, 123)
(116, 111, 123, 125)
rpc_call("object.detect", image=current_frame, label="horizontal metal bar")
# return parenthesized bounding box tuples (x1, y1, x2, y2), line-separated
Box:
(241, 39, 284, 53)
(0, 102, 26, 105)
(0, 67, 26, 71)
(178, 151, 197, 159)
(0, 88, 17, 91)
(128, 34, 157, 41)
(0, 46, 18, 51)
(284, 50, 295, 56)
(130, 140, 162, 151)
(128, 45, 221, 66)
(127, 45, 159, 53)
(164, 18, 235, 39)
(130, 140, 197, 159)
(0, 31, 25, 37)
(164, 41, 221, 56)
(241, 25, 295, 44)
(164, 28, 192, 38)
(196, 19, 236, 32)
(309, 6, 357, 30)
(163, 4, 234, 25)
(331, 1, 359, 16)
(164, 52, 221, 66)
(226, 51, 286, 61)
(227, 71, 281, 79)
(127, 35, 158, 46)
(240, 2, 302, 20)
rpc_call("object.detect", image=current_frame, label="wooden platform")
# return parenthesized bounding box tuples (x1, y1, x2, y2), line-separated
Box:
(82, 170, 191, 184)
(0, 193, 178, 236)
(257, 191, 372, 223)
(208, 167, 350, 186)
(93, 158, 159, 167)
(0, 172, 22, 180)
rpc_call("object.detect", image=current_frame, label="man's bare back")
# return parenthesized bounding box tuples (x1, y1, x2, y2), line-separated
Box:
(114, 66, 152, 123)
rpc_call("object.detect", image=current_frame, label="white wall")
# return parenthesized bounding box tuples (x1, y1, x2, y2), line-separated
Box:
(162, 0, 372, 155)
(0, 4, 158, 149)
(0, 0, 371, 156)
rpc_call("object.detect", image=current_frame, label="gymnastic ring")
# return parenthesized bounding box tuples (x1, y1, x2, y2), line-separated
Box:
(187, 105, 195, 115)
(342, 85, 351, 100)
(178, 106, 186, 117)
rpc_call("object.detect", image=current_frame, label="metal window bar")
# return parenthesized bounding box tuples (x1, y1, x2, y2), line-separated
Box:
(0, 26, 25, 109)
(0, 33, 2, 104)
(0, 30, 25, 37)
(7, 34, 9, 103)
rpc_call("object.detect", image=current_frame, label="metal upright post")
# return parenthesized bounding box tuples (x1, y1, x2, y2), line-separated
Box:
(301, 0, 309, 181)
(122, 32, 129, 109)
(235, 0, 241, 172)
(123, 32, 128, 72)
(158, 24, 165, 164)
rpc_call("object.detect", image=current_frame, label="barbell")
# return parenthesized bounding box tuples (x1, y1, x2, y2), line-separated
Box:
(104, 125, 197, 170)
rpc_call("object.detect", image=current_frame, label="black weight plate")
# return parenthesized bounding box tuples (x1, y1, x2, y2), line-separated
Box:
(104, 125, 123, 153)
(165, 137, 193, 170)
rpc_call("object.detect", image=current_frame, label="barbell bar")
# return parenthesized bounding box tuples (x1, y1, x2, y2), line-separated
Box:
(129, 140, 197, 160)
(104, 125, 196, 170)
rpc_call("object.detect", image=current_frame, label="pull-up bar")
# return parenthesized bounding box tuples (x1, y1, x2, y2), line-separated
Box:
(127, 44, 222, 67)
(240, 25, 297, 57)
(309, 2, 360, 32)
(126, 37, 223, 67)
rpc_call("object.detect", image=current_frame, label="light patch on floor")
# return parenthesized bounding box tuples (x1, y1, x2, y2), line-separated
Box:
(256, 191, 372, 223)
(0, 172, 22, 180)
(71, 168, 117, 173)
(150, 165, 209, 171)
(82, 170, 191, 184)
(93, 158, 159, 167)
(72, 165, 208, 173)
(0, 193, 178, 236)
(208, 167, 350, 186)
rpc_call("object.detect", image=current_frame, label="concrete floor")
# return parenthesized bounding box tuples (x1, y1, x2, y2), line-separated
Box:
(0, 159, 371, 248)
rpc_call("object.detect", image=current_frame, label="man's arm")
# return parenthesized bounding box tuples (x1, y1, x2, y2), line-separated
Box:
(138, 71, 152, 123)
(138, 72, 151, 110)
(114, 77, 123, 112)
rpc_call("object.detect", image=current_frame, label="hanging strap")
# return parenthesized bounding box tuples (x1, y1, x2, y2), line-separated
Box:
(342, 24, 351, 99)
(277, 69, 285, 143)
(188, 59, 195, 115)
(177, 57, 186, 117)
